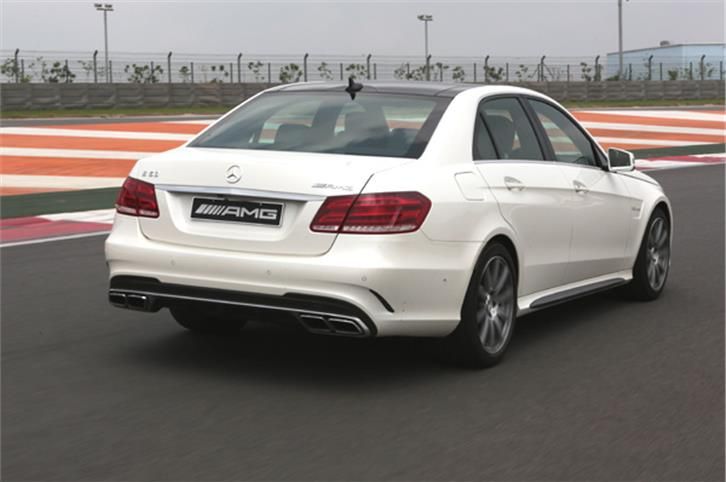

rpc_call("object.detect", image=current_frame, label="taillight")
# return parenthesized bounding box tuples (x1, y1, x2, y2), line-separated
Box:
(310, 192, 431, 234)
(116, 177, 159, 218)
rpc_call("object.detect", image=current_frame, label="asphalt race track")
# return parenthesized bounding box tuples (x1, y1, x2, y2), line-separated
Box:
(2, 165, 724, 481)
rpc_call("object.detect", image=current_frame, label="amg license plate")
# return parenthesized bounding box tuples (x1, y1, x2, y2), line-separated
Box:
(191, 198, 283, 226)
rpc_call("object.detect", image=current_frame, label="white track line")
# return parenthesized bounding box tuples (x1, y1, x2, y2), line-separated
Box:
(165, 119, 215, 125)
(585, 110, 726, 122)
(0, 147, 152, 160)
(0, 231, 110, 248)
(42, 208, 116, 224)
(0, 127, 192, 142)
(0, 174, 125, 189)
(593, 137, 711, 147)
(581, 121, 726, 137)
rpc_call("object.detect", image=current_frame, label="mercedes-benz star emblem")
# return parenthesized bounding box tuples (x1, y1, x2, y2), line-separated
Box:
(225, 165, 242, 184)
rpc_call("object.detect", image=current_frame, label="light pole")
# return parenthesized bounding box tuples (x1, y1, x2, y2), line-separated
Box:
(617, 0, 629, 79)
(417, 14, 433, 80)
(94, 3, 113, 83)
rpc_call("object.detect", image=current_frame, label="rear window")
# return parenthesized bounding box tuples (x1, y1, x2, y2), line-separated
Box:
(189, 91, 449, 159)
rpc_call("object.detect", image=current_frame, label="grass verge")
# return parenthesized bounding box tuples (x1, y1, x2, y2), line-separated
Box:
(1, 188, 119, 219)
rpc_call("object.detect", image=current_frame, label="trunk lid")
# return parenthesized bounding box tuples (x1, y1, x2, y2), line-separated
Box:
(135, 147, 410, 255)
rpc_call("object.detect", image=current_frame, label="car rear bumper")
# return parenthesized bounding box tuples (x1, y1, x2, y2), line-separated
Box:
(105, 214, 480, 337)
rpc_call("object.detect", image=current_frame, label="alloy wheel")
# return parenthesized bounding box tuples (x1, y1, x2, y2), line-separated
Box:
(476, 256, 515, 354)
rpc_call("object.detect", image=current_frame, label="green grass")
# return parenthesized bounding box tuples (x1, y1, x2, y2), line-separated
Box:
(0, 105, 230, 119)
(0, 188, 119, 219)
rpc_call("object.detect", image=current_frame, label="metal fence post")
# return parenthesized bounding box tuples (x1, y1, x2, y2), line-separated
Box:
(167, 52, 172, 83)
(689, 62, 693, 80)
(303, 53, 309, 82)
(594, 55, 600, 81)
(647, 55, 653, 81)
(237, 53, 242, 83)
(109, 60, 113, 82)
(339, 63, 343, 80)
(151, 61, 155, 81)
(65, 59, 70, 83)
(267, 62, 272, 85)
(373, 63, 377, 80)
(425, 55, 431, 81)
(13, 49, 19, 83)
(566, 64, 570, 82)
(20, 59, 24, 81)
(473, 63, 477, 83)
(366, 54, 371, 80)
(190, 62, 194, 83)
(93, 50, 98, 83)
(484, 55, 489, 83)
(700, 54, 706, 80)
(406, 63, 410, 77)
(540, 56, 546, 82)
(721, 60, 724, 80)
(659, 62, 663, 81)
(628, 63, 632, 80)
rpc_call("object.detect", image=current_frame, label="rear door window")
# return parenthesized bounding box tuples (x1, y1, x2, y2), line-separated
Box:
(478, 98, 544, 161)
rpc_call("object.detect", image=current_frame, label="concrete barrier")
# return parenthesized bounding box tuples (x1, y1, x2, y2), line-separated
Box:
(1, 80, 723, 111)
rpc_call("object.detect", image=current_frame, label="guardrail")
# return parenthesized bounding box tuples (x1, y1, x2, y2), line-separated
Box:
(1, 80, 723, 111)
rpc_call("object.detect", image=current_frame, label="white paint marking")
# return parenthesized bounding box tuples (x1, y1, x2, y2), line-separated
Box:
(165, 119, 215, 125)
(0, 230, 110, 248)
(0, 127, 192, 142)
(42, 208, 116, 224)
(585, 110, 726, 123)
(0, 174, 125, 189)
(593, 137, 711, 147)
(0, 147, 151, 160)
(581, 121, 726, 137)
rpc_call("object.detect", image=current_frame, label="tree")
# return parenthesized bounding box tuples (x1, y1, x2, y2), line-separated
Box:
(279, 63, 302, 83)
(209, 64, 230, 83)
(178, 65, 191, 83)
(247, 60, 265, 82)
(580, 62, 593, 82)
(317, 62, 334, 80)
(345, 63, 367, 80)
(0, 57, 31, 82)
(451, 65, 465, 82)
(44, 61, 75, 83)
(484, 65, 504, 82)
(432, 62, 449, 81)
(124, 63, 163, 83)
(393, 63, 426, 80)
(514, 64, 532, 82)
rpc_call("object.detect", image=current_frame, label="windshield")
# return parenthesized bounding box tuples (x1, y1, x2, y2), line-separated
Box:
(189, 91, 450, 159)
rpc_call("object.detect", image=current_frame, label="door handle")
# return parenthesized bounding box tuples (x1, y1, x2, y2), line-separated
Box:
(573, 180, 589, 194)
(504, 176, 525, 191)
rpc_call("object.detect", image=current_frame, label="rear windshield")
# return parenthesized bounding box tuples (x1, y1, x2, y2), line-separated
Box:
(189, 91, 450, 159)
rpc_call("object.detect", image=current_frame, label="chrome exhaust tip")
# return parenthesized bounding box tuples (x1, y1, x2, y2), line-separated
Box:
(297, 313, 369, 337)
(108, 291, 158, 312)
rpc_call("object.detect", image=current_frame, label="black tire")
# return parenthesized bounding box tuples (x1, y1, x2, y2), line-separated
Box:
(622, 207, 671, 301)
(446, 242, 518, 369)
(170, 304, 247, 335)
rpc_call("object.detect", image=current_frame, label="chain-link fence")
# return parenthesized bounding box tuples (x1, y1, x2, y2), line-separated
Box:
(2, 50, 725, 84)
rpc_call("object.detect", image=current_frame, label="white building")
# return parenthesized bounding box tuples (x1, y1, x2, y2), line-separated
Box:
(605, 42, 725, 80)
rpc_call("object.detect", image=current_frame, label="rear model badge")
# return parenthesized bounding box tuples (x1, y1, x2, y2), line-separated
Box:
(226, 165, 242, 184)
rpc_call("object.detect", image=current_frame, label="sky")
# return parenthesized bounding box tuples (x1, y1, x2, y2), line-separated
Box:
(1, 0, 724, 59)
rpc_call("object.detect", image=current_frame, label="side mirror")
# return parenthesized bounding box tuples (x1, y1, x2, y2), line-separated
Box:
(607, 148, 635, 172)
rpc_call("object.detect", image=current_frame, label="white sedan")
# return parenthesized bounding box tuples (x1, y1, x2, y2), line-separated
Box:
(106, 81, 672, 368)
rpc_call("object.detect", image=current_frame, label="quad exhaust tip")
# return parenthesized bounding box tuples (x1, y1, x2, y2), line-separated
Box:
(297, 313, 369, 337)
(109, 291, 157, 312)
(109, 290, 370, 337)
